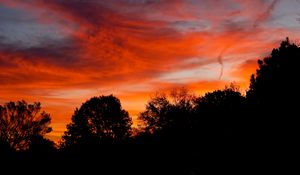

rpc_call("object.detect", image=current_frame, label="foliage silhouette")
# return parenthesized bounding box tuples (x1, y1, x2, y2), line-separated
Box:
(28, 135, 57, 157)
(0, 100, 52, 151)
(136, 86, 245, 173)
(193, 84, 245, 140)
(246, 37, 300, 140)
(138, 88, 195, 143)
(61, 95, 132, 150)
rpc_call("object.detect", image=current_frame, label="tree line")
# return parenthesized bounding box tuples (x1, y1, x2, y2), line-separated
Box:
(0, 38, 298, 173)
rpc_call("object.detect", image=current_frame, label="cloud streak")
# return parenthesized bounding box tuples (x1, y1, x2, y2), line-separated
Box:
(253, 0, 280, 28)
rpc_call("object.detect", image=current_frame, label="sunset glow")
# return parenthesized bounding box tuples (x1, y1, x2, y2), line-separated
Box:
(1, 0, 300, 141)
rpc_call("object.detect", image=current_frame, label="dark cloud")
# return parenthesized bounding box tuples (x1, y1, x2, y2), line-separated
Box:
(0, 5, 36, 23)
(0, 36, 80, 67)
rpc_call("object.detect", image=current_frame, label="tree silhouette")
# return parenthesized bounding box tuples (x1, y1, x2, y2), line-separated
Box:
(193, 84, 245, 139)
(247, 38, 300, 104)
(138, 88, 195, 143)
(29, 135, 57, 157)
(0, 100, 52, 151)
(139, 88, 194, 131)
(246, 38, 300, 139)
(139, 93, 171, 133)
(61, 95, 132, 149)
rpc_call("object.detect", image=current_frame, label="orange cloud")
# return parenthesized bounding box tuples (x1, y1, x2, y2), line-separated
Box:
(229, 59, 259, 90)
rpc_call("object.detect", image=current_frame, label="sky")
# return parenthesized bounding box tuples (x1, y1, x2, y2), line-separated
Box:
(1, 0, 300, 141)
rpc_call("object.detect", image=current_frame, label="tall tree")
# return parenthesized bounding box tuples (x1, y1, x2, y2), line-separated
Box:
(246, 38, 300, 138)
(247, 38, 300, 105)
(61, 95, 132, 149)
(0, 100, 52, 151)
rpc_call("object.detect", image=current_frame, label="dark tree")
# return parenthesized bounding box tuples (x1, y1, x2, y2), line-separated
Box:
(138, 88, 195, 143)
(139, 93, 171, 133)
(61, 95, 132, 149)
(247, 38, 300, 104)
(139, 88, 194, 132)
(0, 100, 52, 151)
(193, 84, 245, 139)
(0, 140, 13, 158)
(246, 38, 300, 139)
(29, 135, 57, 156)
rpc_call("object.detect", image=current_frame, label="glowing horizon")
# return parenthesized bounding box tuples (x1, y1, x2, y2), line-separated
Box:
(1, 0, 300, 142)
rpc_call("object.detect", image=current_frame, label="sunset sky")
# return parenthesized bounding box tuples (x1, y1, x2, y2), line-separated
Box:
(1, 0, 300, 141)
